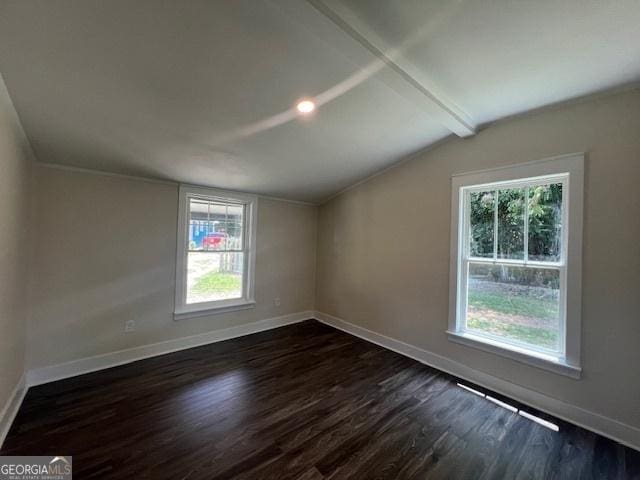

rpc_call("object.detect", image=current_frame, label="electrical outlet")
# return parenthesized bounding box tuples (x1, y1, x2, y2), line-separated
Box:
(124, 319, 136, 333)
(274, 297, 281, 307)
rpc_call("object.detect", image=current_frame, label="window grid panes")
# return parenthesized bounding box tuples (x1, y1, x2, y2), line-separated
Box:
(188, 198, 245, 252)
(462, 177, 566, 356)
(186, 197, 246, 305)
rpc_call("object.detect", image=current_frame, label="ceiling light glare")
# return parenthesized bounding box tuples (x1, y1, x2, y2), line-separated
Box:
(296, 99, 315, 114)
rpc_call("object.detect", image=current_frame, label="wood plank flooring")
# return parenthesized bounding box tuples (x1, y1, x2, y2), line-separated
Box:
(2, 320, 639, 479)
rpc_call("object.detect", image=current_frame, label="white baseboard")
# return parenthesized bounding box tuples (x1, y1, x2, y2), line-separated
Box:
(313, 311, 640, 452)
(27, 311, 313, 387)
(0, 374, 27, 448)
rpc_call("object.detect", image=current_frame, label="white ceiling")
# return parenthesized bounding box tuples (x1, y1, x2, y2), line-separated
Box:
(1, 0, 639, 203)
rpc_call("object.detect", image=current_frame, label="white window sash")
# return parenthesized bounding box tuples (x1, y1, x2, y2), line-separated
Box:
(459, 259, 567, 357)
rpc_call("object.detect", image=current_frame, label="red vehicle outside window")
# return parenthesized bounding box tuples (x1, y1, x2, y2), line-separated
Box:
(202, 232, 226, 249)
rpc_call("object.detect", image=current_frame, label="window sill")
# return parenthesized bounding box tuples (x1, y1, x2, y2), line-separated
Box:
(446, 330, 581, 379)
(174, 301, 256, 321)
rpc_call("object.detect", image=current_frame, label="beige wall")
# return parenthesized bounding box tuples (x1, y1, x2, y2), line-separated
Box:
(0, 77, 32, 410)
(316, 88, 640, 429)
(29, 165, 317, 368)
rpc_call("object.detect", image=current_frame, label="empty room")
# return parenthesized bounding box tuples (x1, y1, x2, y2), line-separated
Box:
(1, 1, 639, 478)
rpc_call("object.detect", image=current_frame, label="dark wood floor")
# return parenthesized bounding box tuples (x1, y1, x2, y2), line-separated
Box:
(2, 320, 639, 479)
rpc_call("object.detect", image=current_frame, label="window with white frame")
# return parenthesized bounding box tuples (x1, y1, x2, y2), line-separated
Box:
(175, 185, 257, 319)
(448, 154, 583, 377)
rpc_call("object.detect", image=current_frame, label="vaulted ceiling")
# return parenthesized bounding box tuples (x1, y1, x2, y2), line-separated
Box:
(1, 0, 639, 203)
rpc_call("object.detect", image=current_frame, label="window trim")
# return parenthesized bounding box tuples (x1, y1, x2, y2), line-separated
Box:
(448, 153, 584, 378)
(174, 185, 258, 320)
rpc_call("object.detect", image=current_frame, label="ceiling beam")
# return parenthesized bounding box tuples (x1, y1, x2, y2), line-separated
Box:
(270, 0, 476, 137)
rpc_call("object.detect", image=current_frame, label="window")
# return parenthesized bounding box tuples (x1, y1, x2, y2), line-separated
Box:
(448, 154, 583, 378)
(175, 185, 257, 319)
